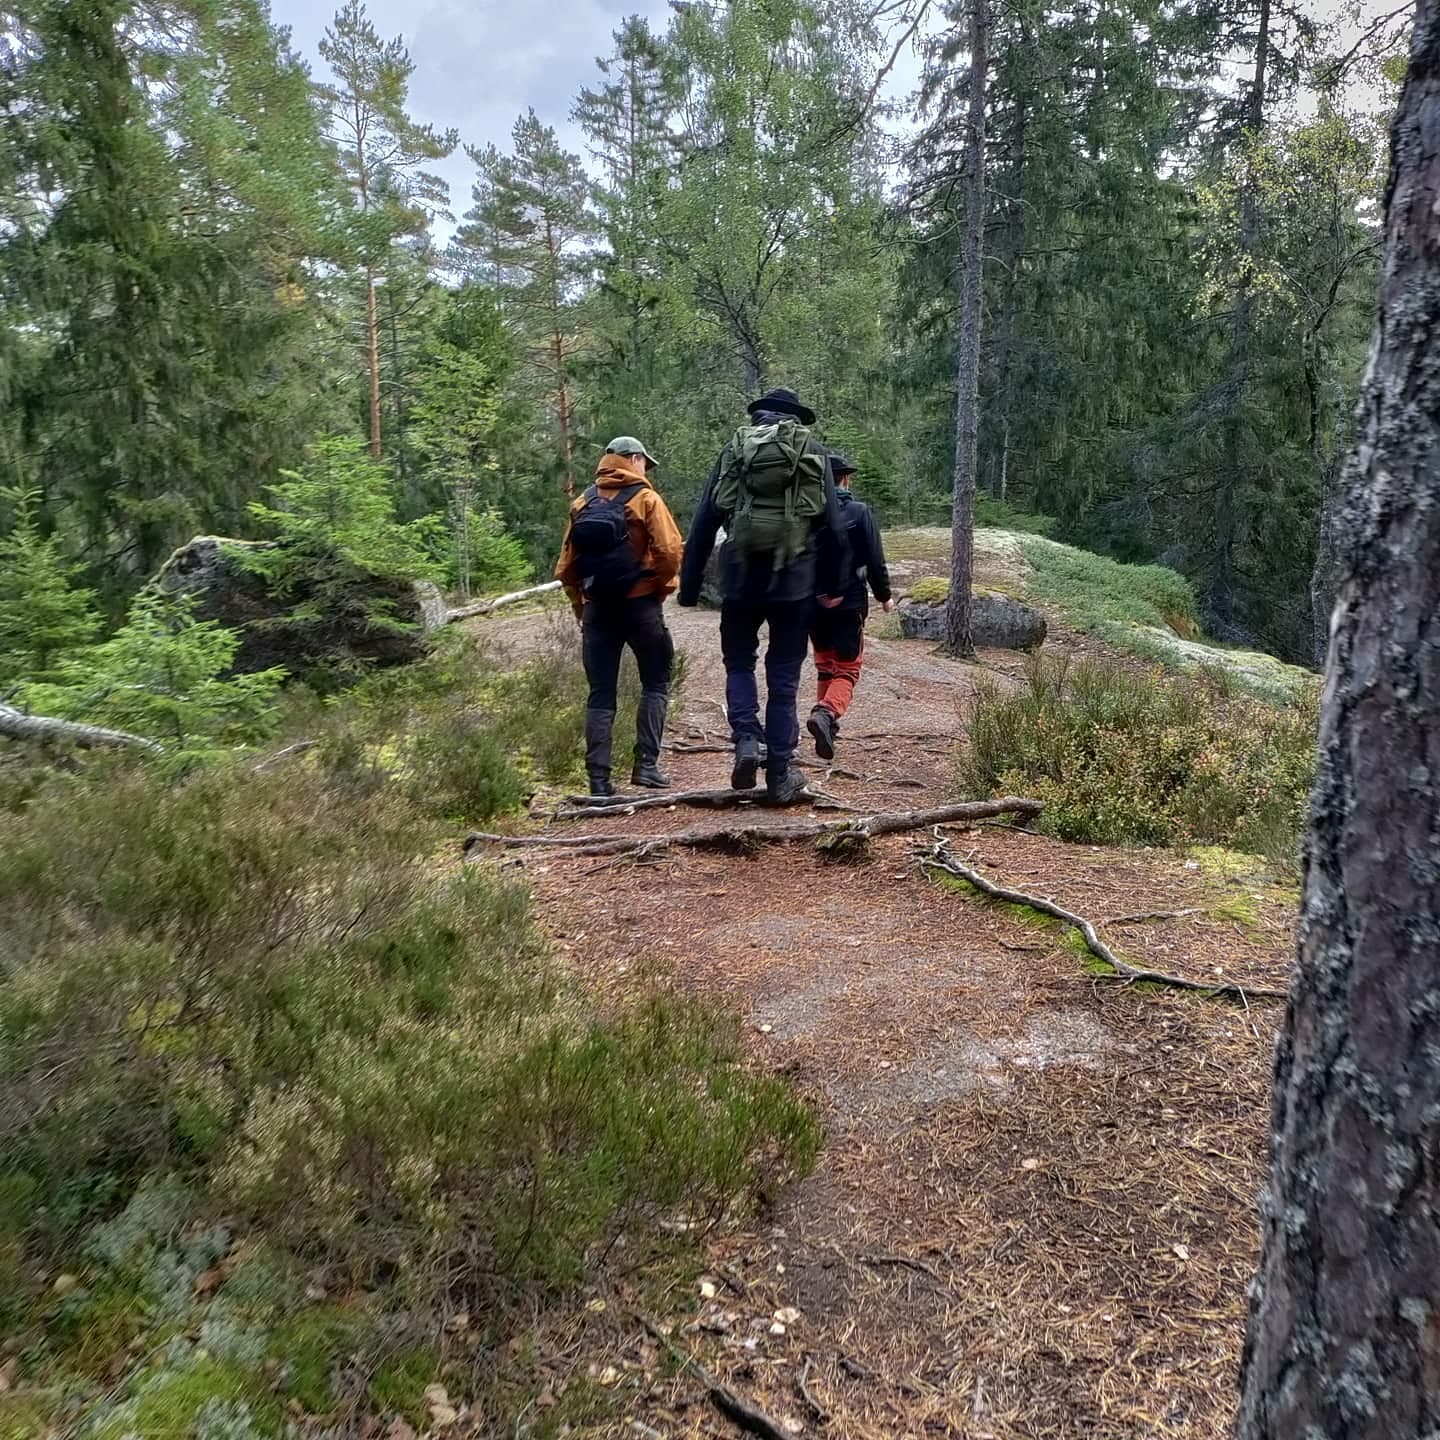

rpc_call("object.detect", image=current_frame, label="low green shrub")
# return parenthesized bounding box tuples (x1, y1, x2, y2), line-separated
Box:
(1, 757, 815, 1425)
(974, 498, 1057, 535)
(1018, 537, 1201, 638)
(962, 656, 1318, 867)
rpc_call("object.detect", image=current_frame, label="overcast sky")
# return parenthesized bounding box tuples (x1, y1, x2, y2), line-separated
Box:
(278, 0, 703, 225)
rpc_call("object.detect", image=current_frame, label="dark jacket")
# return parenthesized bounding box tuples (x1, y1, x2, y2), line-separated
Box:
(834, 489, 892, 613)
(677, 411, 851, 607)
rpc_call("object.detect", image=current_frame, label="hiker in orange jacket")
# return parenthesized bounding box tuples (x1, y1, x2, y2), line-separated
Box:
(555, 437, 684, 798)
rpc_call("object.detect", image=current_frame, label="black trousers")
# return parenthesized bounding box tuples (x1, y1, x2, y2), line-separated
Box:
(719, 599, 810, 771)
(582, 594, 674, 775)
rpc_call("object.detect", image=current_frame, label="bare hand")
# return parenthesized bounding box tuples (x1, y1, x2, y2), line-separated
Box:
(818, 595, 842, 609)
(882, 598, 897, 614)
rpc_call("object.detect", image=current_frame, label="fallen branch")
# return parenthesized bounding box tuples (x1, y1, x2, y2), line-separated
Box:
(634, 1313, 792, 1440)
(796, 1357, 829, 1424)
(1105, 907, 1204, 926)
(465, 798, 1042, 861)
(250, 739, 318, 773)
(0, 704, 163, 755)
(444, 580, 562, 623)
(556, 785, 854, 818)
(860, 1252, 943, 1282)
(924, 848, 1287, 1002)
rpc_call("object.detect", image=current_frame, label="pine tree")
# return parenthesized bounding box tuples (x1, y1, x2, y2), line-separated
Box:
(318, 0, 458, 461)
(943, 0, 987, 659)
(456, 114, 597, 495)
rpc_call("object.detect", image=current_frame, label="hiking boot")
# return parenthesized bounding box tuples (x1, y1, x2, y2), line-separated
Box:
(731, 737, 762, 791)
(766, 768, 812, 806)
(587, 772, 616, 800)
(807, 705, 837, 761)
(631, 760, 673, 789)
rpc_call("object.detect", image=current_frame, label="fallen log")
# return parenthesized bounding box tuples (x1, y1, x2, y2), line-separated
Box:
(465, 797, 1042, 861)
(555, 785, 853, 818)
(924, 846, 1287, 1002)
(444, 580, 562, 624)
(0, 704, 163, 755)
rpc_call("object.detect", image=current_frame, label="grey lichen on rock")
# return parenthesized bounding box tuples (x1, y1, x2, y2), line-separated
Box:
(898, 592, 1047, 652)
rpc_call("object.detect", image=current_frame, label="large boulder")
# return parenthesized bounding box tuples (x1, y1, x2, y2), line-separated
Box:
(155, 536, 447, 684)
(898, 592, 1047, 652)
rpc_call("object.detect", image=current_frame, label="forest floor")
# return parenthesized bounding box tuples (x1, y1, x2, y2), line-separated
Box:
(469, 579, 1297, 1440)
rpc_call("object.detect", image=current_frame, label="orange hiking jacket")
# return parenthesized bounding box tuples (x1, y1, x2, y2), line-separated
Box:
(555, 453, 684, 615)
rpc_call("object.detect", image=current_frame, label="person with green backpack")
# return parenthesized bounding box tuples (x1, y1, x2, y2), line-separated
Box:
(677, 387, 850, 804)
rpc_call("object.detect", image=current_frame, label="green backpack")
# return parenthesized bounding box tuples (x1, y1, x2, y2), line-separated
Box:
(712, 420, 828, 571)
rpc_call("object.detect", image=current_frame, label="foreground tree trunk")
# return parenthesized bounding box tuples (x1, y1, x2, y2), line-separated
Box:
(944, 0, 987, 659)
(1236, 9, 1440, 1435)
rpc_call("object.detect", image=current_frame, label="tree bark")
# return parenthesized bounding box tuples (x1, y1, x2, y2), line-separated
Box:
(365, 264, 383, 460)
(987, 97, 1026, 501)
(1236, 9, 1440, 1434)
(944, 0, 987, 660)
(1210, 0, 1270, 637)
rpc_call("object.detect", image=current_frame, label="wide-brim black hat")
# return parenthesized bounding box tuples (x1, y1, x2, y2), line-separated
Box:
(748, 386, 817, 427)
(828, 450, 857, 476)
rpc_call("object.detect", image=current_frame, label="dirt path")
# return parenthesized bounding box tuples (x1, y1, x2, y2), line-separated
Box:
(472, 601, 1294, 1440)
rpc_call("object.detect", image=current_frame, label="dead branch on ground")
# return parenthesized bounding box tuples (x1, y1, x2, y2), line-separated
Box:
(1105, 907, 1204, 926)
(634, 1313, 793, 1440)
(465, 798, 1042, 861)
(796, 1357, 829, 1423)
(923, 846, 1287, 1001)
(0, 704, 163, 754)
(444, 580, 562, 623)
(555, 785, 854, 818)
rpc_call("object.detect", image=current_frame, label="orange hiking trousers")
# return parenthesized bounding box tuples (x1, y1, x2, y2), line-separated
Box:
(811, 607, 865, 720)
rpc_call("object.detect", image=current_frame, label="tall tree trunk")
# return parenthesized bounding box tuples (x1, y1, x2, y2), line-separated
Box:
(1236, 10, 1440, 1435)
(1211, 0, 1271, 637)
(944, 0, 988, 659)
(385, 280, 411, 501)
(365, 264, 382, 460)
(544, 215, 575, 496)
(988, 98, 1027, 501)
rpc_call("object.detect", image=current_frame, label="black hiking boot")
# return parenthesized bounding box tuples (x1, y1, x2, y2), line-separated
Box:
(587, 772, 616, 800)
(766, 768, 812, 807)
(731, 737, 762, 791)
(807, 705, 837, 762)
(631, 760, 673, 789)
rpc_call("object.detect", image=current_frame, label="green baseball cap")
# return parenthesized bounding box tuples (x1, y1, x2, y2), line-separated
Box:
(605, 435, 658, 466)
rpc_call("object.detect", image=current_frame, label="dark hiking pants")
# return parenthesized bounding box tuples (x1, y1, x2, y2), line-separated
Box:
(582, 595, 674, 778)
(720, 599, 810, 775)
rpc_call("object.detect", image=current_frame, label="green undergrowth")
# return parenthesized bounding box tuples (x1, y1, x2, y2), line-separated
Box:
(963, 656, 1319, 874)
(1017, 536, 1201, 639)
(281, 621, 687, 824)
(0, 673, 812, 1435)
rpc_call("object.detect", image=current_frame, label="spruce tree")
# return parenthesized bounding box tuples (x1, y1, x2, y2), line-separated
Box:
(0, 489, 102, 686)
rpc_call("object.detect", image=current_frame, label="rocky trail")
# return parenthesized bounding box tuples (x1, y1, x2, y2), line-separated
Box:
(470, 601, 1296, 1440)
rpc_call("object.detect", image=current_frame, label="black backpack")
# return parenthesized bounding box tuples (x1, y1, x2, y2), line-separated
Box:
(570, 483, 646, 601)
